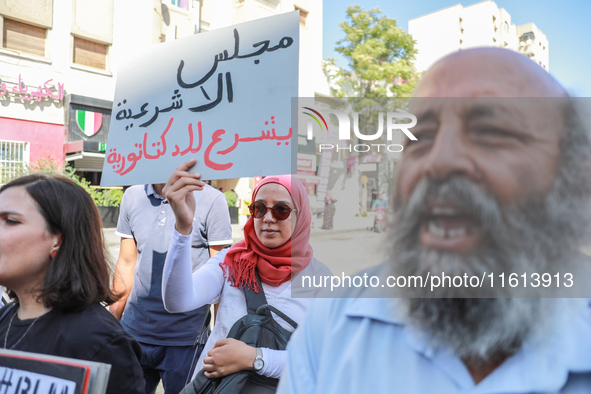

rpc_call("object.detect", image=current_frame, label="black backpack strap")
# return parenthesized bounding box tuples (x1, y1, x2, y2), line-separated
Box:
(256, 304, 298, 330)
(193, 305, 212, 347)
(185, 305, 212, 387)
(242, 270, 269, 314)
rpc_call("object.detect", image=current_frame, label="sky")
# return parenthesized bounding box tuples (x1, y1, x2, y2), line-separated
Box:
(323, 0, 591, 97)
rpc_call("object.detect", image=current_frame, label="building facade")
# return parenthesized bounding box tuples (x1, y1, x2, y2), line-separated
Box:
(409, 0, 549, 72)
(0, 0, 325, 185)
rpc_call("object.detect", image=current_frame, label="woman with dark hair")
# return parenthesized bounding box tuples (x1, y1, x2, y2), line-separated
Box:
(0, 174, 144, 394)
(161, 160, 330, 387)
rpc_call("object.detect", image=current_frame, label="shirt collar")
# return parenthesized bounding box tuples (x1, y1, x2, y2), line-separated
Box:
(344, 297, 403, 325)
(145, 184, 165, 200)
(343, 263, 405, 325)
(347, 293, 591, 391)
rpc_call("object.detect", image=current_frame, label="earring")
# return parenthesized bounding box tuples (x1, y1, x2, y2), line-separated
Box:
(50, 249, 58, 260)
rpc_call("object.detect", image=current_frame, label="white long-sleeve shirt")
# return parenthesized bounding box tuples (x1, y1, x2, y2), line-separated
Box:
(162, 228, 331, 379)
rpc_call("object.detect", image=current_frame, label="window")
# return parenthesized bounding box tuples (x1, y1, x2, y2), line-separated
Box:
(2, 18, 46, 57)
(169, 0, 189, 10)
(73, 37, 107, 70)
(294, 6, 308, 26)
(255, 0, 280, 10)
(519, 32, 535, 45)
(0, 140, 29, 183)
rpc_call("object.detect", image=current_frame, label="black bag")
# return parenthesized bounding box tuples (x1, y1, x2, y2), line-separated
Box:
(180, 271, 297, 394)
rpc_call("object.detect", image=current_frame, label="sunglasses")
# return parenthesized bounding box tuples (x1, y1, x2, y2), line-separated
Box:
(249, 201, 297, 221)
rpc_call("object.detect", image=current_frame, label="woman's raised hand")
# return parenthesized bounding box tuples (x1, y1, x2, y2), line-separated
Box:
(163, 159, 204, 235)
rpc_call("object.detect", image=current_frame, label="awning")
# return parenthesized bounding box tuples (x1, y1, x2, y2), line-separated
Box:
(65, 151, 105, 172)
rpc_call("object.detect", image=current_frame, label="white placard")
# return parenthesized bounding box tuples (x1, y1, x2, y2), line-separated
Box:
(101, 12, 299, 186)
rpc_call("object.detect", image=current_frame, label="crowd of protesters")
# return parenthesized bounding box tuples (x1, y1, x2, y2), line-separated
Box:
(1, 47, 591, 394)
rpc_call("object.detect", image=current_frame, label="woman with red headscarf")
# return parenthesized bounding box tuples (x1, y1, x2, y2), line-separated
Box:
(161, 159, 330, 383)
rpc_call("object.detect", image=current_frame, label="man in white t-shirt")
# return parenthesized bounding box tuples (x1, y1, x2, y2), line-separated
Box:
(110, 182, 232, 394)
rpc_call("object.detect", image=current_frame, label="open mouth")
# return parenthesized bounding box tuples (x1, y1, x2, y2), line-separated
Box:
(419, 204, 482, 253)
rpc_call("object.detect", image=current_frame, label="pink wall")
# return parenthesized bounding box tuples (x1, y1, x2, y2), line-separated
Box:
(0, 117, 64, 166)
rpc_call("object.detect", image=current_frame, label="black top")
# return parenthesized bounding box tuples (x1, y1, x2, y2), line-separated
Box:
(0, 303, 145, 394)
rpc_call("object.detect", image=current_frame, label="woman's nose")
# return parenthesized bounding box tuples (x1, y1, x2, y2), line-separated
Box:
(262, 209, 276, 222)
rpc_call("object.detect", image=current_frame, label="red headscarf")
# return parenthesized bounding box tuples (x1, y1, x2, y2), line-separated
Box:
(220, 175, 313, 292)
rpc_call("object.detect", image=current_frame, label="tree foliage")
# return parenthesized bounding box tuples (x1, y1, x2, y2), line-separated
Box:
(223, 190, 238, 207)
(2, 156, 123, 207)
(325, 5, 418, 98)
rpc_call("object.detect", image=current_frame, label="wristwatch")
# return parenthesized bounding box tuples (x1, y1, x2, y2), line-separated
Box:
(253, 348, 264, 372)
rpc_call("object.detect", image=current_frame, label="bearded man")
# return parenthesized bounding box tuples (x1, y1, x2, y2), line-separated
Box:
(278, 47, 591, 393)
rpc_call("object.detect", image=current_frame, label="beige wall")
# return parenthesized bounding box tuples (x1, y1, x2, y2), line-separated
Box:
(0, 0, 325, 181)
(0, 0, 53, 28)
(516, 23, 549, 70)
(409, 4, 463, 72)
(199, 0, 327, 97)
(409, 0, 549, 72)
(71, 0, 114, 44)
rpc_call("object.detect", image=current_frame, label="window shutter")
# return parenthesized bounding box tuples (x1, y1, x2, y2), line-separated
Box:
(2, 18, 45, 57)
(73, 36, 107, 69)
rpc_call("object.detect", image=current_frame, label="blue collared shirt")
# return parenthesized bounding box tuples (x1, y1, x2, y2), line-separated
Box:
(278, 268, 591, 393)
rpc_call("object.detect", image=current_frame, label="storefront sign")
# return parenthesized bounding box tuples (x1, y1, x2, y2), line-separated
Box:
(0, 74, 65, 104)
(297, 153, 316, 171)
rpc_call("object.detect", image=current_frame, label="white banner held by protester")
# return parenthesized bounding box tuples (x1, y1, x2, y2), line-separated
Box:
(100, 11, 299, 186)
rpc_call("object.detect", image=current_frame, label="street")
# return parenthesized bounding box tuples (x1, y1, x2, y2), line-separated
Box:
(309, 229, 389, 276)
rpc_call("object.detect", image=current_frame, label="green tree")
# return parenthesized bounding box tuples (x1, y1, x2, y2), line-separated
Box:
(2, 156, 123, 207)
(223, 190, 238, 207)
(325, 5, 418, 98)
(323, 6, 418, 215)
